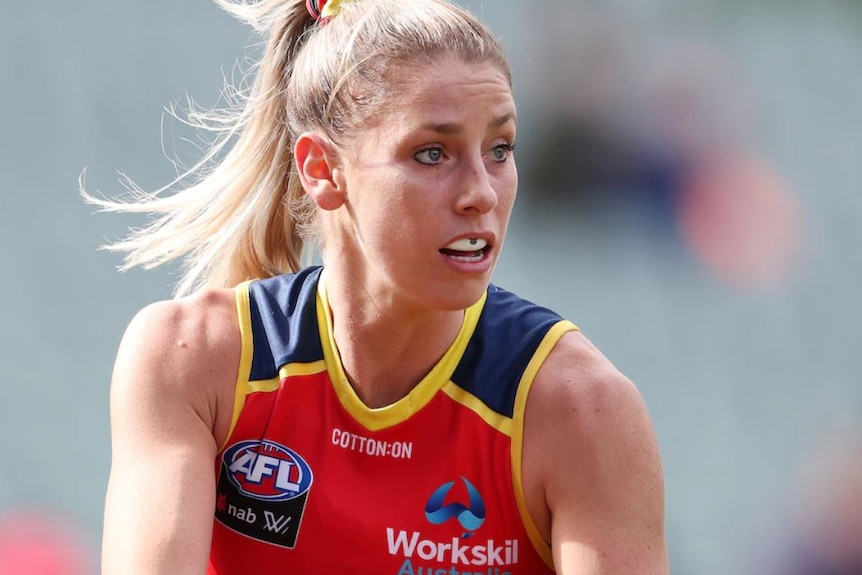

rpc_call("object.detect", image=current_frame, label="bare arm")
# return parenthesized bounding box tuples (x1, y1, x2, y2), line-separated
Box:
(101, 290, 239, 575)
(524, 331, 669, 574)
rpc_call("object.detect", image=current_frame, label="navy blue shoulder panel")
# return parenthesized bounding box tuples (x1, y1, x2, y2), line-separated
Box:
(246, 266, 324, 381)
(450, 285, 564, 419)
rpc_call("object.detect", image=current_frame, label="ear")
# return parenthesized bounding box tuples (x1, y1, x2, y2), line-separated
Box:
(294, 132, 346, 211)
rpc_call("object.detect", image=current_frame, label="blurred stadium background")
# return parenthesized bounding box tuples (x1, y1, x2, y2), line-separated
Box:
(2, 0, 860, 573)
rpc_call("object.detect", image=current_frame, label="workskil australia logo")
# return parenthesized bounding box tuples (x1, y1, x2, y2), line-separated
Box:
(425, 476, 486, 538)
(387, 476, 519, 575)
(215, 440, 313, 548)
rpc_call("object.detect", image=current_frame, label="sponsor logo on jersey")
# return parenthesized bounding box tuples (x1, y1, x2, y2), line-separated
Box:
(425, 476, 485, 538)
(215, 440, 313, 548)
(331, 428, 414, 459)
(386, 476, 518, 575)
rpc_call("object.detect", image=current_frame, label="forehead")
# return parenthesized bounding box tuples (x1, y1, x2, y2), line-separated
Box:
(378, 58, 516, 130)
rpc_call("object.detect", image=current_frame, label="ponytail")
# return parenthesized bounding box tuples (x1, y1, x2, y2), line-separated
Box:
(83, 0, 315, 297)
(84, 0, 510, 297)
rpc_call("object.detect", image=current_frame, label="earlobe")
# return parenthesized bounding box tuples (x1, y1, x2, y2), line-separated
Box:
(295, 132, 345, 211)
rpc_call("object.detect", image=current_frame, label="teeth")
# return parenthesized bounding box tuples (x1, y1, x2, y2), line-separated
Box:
(446, 238, 487, 251)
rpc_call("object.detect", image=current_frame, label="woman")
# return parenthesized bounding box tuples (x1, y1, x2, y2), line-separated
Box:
(91, 0, 668, 573)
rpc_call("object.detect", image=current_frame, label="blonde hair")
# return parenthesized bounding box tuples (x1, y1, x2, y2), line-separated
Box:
(83, 0, 510, 296)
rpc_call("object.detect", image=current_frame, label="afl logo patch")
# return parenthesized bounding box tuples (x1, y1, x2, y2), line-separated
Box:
(224, 440, 313, 500)
(215, 440, 314, 548)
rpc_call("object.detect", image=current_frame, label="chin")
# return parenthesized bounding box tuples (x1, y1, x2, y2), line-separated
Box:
(428, 280, 490, 312)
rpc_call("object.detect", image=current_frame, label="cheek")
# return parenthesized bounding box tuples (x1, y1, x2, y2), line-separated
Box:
(353, 178, 424, 246)
(497, 167, 518, 210)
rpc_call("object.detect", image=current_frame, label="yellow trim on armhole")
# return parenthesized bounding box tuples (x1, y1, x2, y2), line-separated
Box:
(511, 319, 579, 571)
(220, 280, 255, 452)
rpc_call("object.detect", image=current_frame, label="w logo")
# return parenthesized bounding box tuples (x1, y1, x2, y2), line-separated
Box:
(424, 476, 486, 538)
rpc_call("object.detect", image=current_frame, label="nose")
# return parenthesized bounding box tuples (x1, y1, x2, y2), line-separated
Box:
(455, 155, 498, 215)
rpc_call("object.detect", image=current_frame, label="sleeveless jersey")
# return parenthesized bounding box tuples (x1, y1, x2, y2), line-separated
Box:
(208, 267, 578, 574)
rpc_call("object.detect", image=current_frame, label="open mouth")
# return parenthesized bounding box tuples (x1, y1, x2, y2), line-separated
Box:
(440, 238, 490, 261)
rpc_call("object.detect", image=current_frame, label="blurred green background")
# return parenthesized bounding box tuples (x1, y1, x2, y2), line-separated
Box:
(2, 1, 861, 573)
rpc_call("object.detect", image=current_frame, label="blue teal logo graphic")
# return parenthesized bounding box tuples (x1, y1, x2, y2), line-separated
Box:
(424, 476, 486, 538)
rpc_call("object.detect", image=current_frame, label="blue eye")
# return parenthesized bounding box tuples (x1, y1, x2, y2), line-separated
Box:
(414, 147, 445, 165)
(491, 143, 516, 162)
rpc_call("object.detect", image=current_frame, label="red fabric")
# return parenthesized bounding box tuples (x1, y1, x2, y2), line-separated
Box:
(207, 370, 553, 574)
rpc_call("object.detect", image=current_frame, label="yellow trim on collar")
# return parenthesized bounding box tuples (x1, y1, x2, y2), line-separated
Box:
(316, 270, 486, 432)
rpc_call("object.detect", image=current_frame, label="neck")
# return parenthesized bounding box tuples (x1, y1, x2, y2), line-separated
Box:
(322, 270, 465, 409)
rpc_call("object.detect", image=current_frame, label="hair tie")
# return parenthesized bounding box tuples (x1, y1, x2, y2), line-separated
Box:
(306, 0, 350, 23)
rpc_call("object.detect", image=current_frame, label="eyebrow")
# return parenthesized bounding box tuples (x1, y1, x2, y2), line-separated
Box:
(418, 112, 516, 135)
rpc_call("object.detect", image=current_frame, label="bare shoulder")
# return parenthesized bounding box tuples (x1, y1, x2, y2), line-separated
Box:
(524, 330, 668, 573)
(103, 288, 240, 573)
(526, 329, 659, 500)
(529, 330, 653, 445)
(111, 288, 240, 446)
(119, 288, 238, 363)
